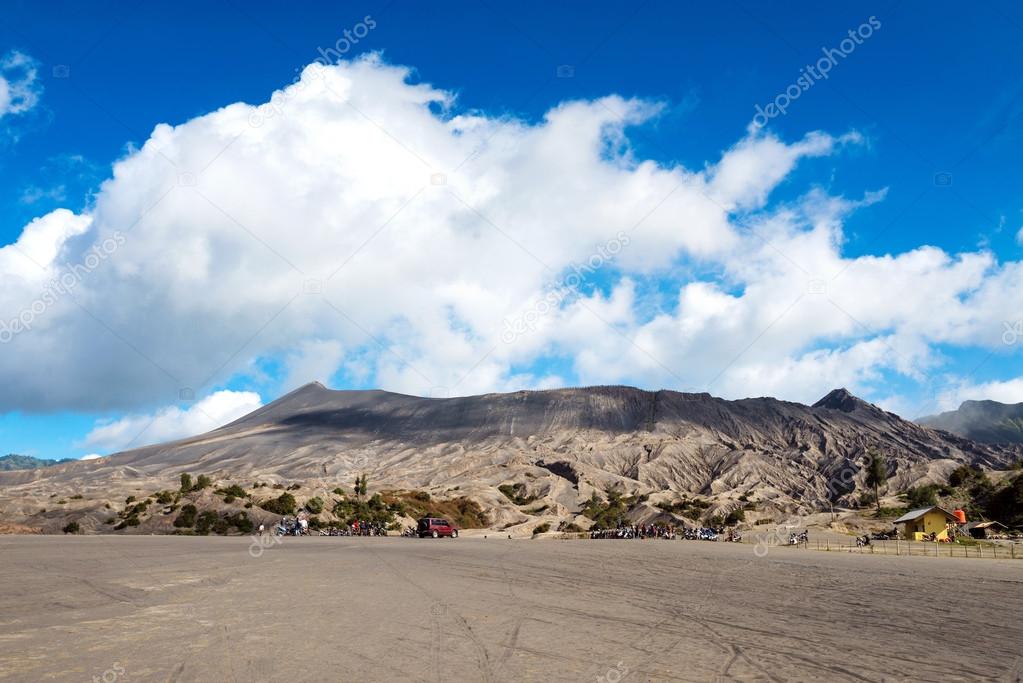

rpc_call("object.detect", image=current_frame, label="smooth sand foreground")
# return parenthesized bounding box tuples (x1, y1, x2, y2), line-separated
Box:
(0, 535, 1020, 682)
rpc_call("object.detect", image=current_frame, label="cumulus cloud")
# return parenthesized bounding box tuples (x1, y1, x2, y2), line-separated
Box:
(0, 54, 1021, 421)
(79, 390, 263, 452)
(0, 50, 41, 119)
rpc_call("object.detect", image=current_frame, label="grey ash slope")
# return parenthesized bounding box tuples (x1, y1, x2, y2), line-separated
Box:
(918, 399, 1023, 444)
(1, 384, 1019, 520)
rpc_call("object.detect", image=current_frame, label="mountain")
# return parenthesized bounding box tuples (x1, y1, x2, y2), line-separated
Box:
(0, 454, 74, 471)
(1, 384, 1019, 533)
(918, 400, 1023, 444)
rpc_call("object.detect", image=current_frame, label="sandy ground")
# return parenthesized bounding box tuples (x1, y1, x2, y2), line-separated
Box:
(0, 536, 1021, 683)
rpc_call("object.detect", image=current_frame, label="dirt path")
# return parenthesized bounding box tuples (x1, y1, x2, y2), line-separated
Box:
(0, 535, 1020, 682)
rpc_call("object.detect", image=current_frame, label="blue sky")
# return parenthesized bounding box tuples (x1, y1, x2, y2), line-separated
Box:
(1, 1, 1022, 459)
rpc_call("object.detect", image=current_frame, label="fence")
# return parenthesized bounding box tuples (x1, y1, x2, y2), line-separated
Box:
(802, 538, 1021, 559)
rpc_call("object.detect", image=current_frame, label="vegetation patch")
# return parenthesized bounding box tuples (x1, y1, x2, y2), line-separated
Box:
(258, 492, 297, 515)
(381, 490, 490, 529)
(498, 483, 537, 506)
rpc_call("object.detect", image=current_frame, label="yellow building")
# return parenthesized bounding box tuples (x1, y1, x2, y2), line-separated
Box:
(893, 506, 958, 541)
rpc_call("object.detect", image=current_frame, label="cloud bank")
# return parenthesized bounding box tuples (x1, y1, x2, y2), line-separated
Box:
(1, 54, 1020, 430)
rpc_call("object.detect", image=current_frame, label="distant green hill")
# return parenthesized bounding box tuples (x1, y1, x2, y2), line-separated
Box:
(0, 454, 74, 471)
(918, 400, 1023, 444)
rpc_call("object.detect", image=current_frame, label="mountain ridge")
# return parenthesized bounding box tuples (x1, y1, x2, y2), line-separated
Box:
(918, 399, 1023, 444)
(1, 384, 1020, 531)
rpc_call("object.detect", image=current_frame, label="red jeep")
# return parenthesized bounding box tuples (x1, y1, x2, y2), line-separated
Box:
(417, 517, 458, 538)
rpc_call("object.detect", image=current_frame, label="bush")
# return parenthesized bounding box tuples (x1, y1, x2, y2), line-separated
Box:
(259, 492, 297, 515)
(216, 484, 248, 500)
(654, 496, 711, 519)
(105, 517, 116, 525)
(195, 510, 219, 535)
(378, 491, 489, 528)
(125, 496, 136, 504)
(70, 494, 83, 500)
(62, 521, 80, 534)
(174, 504, 198, 528)
(229, 512, 254, 533)
(179, 473, 193, 493)
(287, 483, 301, 491)
(305, 497, 324, 514)
(195, 474, 213, 491)
(498, 483, 537, 506)
(558, 521, 583, 533)
(724, 509, 746, 525)
(155, 490, 174, 505)
(901, 485, 938, 509)
(532, 522, 551, 536)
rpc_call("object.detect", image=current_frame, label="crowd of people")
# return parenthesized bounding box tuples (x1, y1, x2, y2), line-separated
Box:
(588, 524, 744, 541)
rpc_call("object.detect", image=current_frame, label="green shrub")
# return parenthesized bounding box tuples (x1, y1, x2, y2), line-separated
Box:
(195, 511, 219, 535)
(174, 504, 198, 528)
(287, 483, 301, 491)
(62, 521, 80, 534)
(70, 494, 83, 500)
(498, 483, 537, 506)
(194, 474, 213, 491)
(180, 473, 193, 493)
(105, 517, 116, 524)
(558, 521, 583, 532)
(724, 508, 746, 525)
(155, 490, 174, 505)
(901, 485, 938, 509)
(229, 512, 254, 534)
(125, 495, 136, 504)
(305, 497, 324, 514)
(216, 484, 247, 500)
(532, 522, 551, 536)
(259, 492, 297, 515)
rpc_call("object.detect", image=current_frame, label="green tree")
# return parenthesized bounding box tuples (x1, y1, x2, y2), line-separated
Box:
(180, 473, 193, 493)
(195, 474, 213, 490)
(865, 449, 888, 515)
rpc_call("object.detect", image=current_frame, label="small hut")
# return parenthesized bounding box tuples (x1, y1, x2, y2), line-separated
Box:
(965, 520, 1008, 539)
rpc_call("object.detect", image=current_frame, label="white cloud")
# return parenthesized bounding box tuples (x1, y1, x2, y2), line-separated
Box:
(281, 339, 345, 392)
(932, 378, 1023, 412)
(0, 50, 40, 119)
(79, 390, 263, 452)
(79, 453, 104, 460)
(0, 54, 1021, 419)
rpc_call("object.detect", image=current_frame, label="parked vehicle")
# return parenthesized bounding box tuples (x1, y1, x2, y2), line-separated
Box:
(417, 517, 459, 538)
